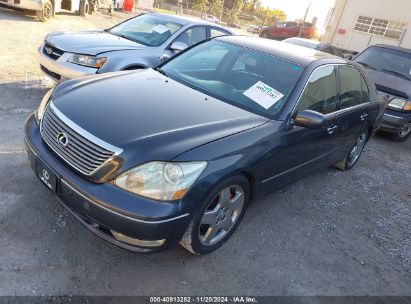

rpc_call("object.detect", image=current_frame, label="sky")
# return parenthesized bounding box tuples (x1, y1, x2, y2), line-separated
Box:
(261, 0, 336, 29)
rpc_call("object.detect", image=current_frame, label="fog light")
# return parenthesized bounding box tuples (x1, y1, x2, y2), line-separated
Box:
(111, 230, 165, 247)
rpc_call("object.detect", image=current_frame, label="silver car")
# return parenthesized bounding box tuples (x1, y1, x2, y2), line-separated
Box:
(38, 13, 233, 81)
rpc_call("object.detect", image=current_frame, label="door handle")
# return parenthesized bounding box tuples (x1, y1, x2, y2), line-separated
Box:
(326, 125, 338, 135)
(360, 113, 369, 121)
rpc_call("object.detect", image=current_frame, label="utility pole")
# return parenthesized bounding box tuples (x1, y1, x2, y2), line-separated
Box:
(298, 2, 311, 37)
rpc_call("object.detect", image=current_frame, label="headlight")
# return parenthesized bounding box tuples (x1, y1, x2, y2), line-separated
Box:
(35, 88, 53, 121)
(114, 161, 207, 201)
(388, 98, 411, 111)
(67, 54, 107, 68)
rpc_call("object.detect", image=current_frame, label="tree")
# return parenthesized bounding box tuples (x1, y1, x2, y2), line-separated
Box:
(193, 0, 207, 13)
(209, 0, 223, 17)
(226, 0, 243, 23)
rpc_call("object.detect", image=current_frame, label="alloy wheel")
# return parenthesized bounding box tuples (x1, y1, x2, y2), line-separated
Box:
(198, 185, 244, 246)
(399, 123, 411, 138)
(347, 132, 367, 167)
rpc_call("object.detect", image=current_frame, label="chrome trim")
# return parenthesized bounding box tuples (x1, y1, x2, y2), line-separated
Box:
(61, 179, 190, 224)
(40, 102, 123, 176)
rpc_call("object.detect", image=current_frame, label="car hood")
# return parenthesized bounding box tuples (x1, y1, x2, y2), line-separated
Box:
(45, 30, 148, 55)
(365, 68, 411, 99)
(50, 69, 268, 167)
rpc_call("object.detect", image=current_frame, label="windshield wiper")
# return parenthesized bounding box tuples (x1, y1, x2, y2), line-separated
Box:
(381, 69, 411, 81)
(357, 61, 377, 70)
(155, 67, 168, 77)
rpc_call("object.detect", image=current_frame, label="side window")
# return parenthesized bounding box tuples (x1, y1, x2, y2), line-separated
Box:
(210, 28, 229, 38)
(297, 65, 338, 114)
(338, 65, 368, 109)
(174, 26, 207, 47)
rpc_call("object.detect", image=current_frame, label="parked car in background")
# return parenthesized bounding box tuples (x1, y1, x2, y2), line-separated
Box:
(353, 44, 411, 141)
(247, 25, 262, 34)
(228, 22, 241, 29)
(283, 37, 344, 57)
(260, 21, 317, 40)
(0, 0, 92, 21)
(38, 13, 232, 81)
(25, 37, 385, 255)
(202, 14, 219, 23)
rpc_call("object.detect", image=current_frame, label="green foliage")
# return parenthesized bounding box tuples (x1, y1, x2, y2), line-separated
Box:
(209, 0, 223, 17)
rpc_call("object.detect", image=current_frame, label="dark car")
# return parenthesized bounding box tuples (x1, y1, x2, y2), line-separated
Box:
(283, 37, 344, 57)
(353, 44, 411, 141)
(24, 36, 385, 255)
(260, 21, 317, 40)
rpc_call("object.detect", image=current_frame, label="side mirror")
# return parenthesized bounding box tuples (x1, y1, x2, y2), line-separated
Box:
(170, 42, 188, 52)
(344, 54, 353, 60)
(293, 110, 326, 129)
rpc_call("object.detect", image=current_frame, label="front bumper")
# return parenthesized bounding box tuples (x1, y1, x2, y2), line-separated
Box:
(24, 113, 190, 253)
(380, 109, 411, 133)
(0, 0, 42, 11)
(38, 44, 98, 81)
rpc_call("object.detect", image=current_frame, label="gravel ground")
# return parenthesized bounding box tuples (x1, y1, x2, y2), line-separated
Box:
(0, 7, 410, 296)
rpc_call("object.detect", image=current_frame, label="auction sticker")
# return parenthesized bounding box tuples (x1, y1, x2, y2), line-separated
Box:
(243, 81, 284, 109)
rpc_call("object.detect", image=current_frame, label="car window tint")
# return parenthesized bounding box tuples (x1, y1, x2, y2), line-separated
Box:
(210, 28, 229, 38)
(175, 26, 207, 47)
(338, 66, 366, 109)
(297, 65, 338, 114)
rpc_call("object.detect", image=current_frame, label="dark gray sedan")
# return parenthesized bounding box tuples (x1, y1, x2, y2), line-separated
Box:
(38, 13, 232, 81)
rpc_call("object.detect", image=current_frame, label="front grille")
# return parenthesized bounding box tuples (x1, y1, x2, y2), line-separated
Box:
(43, 43, 64, 60)
(40, 105, 116, 175)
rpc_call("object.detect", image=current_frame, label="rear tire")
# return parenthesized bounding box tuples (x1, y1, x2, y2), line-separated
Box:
(334, 130, 368, 171)
(36, 0, 53, 22)
(392, 122, 411, 142)
(180, 175, 250, 255)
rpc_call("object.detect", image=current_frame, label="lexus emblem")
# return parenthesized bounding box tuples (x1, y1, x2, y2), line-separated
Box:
(57, 132, 69, 147)
(42, 169, 49, 180)
(45, 47, 53, 55)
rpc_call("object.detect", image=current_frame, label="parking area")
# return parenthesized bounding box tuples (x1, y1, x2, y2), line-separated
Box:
(0, 7, 411, 296)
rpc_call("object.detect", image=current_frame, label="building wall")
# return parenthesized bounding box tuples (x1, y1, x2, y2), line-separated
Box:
(322, 0, 411, 52)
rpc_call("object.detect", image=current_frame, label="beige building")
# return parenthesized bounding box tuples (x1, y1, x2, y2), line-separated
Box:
(322, 0, 411, 52)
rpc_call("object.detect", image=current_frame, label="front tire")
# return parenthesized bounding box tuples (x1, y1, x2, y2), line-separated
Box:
(392, 122, 411, 142)
(36, 0, 53, 22)
(180, 175, 250, 255)
(334, 130, 368, 171)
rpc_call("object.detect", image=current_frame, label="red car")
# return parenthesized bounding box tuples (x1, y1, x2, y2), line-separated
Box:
(260, 21, 317, 40)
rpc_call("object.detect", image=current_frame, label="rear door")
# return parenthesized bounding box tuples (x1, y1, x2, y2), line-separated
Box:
(334, 65, 372, 153)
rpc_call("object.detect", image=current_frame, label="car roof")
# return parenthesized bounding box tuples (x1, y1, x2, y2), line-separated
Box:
(372, 44, 411, 54)
(284, 37, 321, 46)
(146, 12, 223, 27)
(216, 35, 343, 66)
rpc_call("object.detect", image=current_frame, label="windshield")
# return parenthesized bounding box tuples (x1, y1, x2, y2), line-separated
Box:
(355, 46, 411, 81)
(161, 40, 304, 117)
(109, 14, 183, 47)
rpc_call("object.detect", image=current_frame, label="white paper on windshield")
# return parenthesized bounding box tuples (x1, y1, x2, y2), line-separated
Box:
(242, 81, 284, 109)
(152, 24, 170, 34)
